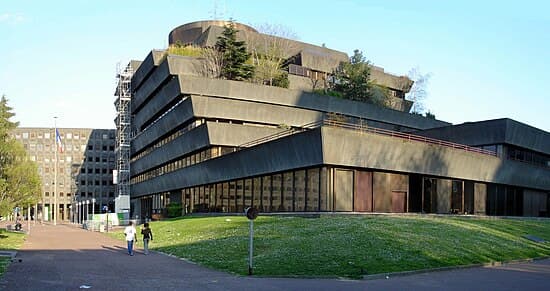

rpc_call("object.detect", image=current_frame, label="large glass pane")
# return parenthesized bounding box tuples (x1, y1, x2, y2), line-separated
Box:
(215, 183, 222, 212)
(320, 167, 328, 211)
(283, 172, 294, 211)
(262, 176, 271, 212)
(184, 188, 191, 214)
(236, 180, 244, 213)
(222, 182, 229, 212)
(295, 170, 306, 211)
(204, 185, 211, 211)
(271, 174, 282, 211)
(244, 179, 252, 209)
(198, 186, 205, 211)
(306, 168, 320, 211)
(229, 181, 236, 212)
(253, 177, 261, 209)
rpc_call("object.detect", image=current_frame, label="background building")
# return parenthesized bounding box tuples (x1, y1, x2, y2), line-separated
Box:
(12, 128, 116, 222)
(122, 20, 549, 219)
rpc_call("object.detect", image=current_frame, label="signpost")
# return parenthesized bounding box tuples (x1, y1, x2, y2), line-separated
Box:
(244, 207, 259, 275)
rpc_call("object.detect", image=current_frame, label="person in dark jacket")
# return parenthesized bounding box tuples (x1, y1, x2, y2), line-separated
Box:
(141, 222, 153, 255)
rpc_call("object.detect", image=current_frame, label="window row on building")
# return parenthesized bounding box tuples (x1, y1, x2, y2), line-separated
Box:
(136, 166, 549, 218)
(131, 145, 237, 184)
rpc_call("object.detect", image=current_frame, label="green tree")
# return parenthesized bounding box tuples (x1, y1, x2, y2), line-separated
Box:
(0, 95, 41, 216)
(332, 50, 384, 105)
(216, 21, 254, 81)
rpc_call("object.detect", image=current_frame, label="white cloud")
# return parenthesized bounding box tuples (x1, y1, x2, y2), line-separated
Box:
(0, 13, 26, 25)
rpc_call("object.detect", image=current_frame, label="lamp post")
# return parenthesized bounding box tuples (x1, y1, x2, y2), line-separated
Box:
(92, 198, 96, 231)
(85, 200, 89, 223)
(79, 202, 82, 224)
(53, 116, 58, 226)
(92, 198, 96, 217)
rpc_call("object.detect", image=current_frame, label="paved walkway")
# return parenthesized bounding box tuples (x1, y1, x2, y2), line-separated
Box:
(1, 222, 549, 290)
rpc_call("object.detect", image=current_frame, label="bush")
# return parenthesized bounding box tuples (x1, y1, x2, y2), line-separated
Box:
(166, 203, 183, 218)
(272, 71, 289, 88)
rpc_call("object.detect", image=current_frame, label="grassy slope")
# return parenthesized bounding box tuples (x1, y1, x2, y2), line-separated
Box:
(0, 229, 26, 276)
(109, 216, 550, 278)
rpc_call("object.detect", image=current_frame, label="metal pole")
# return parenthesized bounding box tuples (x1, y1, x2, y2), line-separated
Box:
(27, 205, 31, 234)
(54, 117, 58, 226)
(248, 220, 254, 275)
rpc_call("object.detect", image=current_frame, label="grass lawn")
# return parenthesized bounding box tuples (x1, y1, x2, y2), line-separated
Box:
(107, 215, 550, 278)
(0, 229, 26, 276)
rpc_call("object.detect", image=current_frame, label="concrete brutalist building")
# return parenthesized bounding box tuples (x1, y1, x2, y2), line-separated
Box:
(124, 20, 549, 219)
(12, 128, 116, 222)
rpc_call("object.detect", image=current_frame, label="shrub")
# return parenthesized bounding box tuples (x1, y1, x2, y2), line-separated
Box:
(166, 203, 183, 218)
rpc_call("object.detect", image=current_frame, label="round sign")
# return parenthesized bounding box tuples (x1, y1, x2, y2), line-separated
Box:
(245, 207, 259, 220)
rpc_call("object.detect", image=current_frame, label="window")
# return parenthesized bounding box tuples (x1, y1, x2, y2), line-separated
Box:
(44, 132, 50, 139)
(45, 192, 49, 197)
(22, 132, 29, 139)
(88, 145, 93, 150)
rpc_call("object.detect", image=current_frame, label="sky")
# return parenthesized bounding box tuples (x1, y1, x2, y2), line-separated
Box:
(1, 0, 549, 132)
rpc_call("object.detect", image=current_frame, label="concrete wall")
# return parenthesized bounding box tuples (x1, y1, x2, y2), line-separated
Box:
(320, 126, 550, 191)
(132, 97, 194, 153)
(131, 129, 324, 197)
(176, 75, 449, 130)
(131, 50, 165, 91)
(133, 77, 181, 131)
(191, 95, 323, 127)
(416, 118, 550, 154)
(132, 122, 284, 176)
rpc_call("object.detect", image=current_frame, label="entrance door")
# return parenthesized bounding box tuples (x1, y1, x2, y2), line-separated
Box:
(391, 191, 406, 213)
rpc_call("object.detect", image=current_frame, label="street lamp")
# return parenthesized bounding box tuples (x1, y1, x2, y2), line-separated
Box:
(76, 201, 82, 223)
(92, 198, 96, 231)
(85, 200, 89, 222)
(92, 198, 96, 216)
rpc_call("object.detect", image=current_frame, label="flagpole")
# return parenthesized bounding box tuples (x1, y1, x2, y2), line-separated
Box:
(54, 116, 58, 226)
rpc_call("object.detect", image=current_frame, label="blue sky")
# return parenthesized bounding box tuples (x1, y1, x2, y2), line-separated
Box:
(1, 0, 548, 132)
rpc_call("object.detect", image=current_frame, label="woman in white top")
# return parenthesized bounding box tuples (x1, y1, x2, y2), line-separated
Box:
(124, 221, 137, 256)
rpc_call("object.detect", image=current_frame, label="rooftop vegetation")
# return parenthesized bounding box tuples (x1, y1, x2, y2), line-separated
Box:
(107, 215, 550, 279)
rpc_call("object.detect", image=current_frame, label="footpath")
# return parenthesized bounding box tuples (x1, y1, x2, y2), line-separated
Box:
(1, 222, 550, 291)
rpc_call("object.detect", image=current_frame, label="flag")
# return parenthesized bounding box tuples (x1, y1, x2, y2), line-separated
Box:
(55, 128, 64, 153)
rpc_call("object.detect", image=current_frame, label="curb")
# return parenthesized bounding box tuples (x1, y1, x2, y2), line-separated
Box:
(363, 256, 550, 280)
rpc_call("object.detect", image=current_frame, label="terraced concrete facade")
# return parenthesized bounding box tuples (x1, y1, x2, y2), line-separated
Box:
(126, 21, 550, 219)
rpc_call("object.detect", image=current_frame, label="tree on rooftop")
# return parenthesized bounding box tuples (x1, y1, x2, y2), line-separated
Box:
(216, 21, 254, 81)
(248, 23, 298, 87)
(331, 50, 386, 105)
(406, 67, 432, 114)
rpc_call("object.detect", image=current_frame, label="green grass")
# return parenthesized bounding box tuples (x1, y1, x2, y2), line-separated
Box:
(107, 215, 550, 278)
(0, 229, 26, 276)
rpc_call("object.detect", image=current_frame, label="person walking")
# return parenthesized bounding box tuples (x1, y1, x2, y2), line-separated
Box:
(141, 222, 153, 255)
(124, 221, 137, 256)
